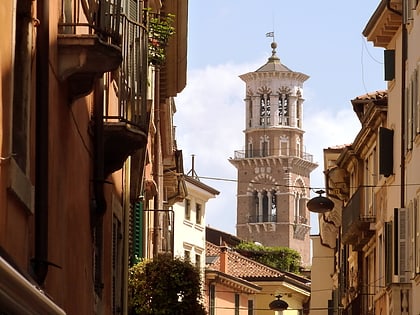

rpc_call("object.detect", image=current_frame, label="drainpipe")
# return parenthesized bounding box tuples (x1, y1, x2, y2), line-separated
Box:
(387, 0, 406, 208)
(400, 16, 407, 209)
(33, 0, 50, 286)
(92, 78, 107, 297)
(153, 66, 161, 257)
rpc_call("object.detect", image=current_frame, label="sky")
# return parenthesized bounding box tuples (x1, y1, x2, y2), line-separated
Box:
(174, 1, 386, 235)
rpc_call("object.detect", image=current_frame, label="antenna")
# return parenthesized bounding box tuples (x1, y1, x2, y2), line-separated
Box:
(186, 154, 200, 180)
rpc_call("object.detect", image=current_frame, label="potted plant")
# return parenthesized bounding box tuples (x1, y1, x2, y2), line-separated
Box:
(148, 12, 175, 65)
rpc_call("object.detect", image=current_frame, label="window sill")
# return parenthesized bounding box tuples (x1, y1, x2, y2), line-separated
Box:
(8, 158, 34, 214)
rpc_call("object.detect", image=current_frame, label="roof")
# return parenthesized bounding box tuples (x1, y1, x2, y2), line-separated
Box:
(255, 42, 293, 73)
(206, 241, 311, 294)
(206, 242, 284, 278)
(351, 90, 387, 124)
(206, 226, 242, 247)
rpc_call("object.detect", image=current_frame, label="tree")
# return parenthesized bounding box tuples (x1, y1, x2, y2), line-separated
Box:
(128, 254, 206, 315)
(235, 242, 301, 273)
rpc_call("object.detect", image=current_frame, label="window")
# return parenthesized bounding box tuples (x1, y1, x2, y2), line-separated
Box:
(248, 99, 253, 127)
(234, 293, 240, 315)
(247, 142, 253, 158)
(184, 250, 190, 261)
(248, 300, 254, 315)
(271, 190, 277, 219)
(296, 138, 301, 157)
(259, 94, 270, 125)
(261, 191, 268, 222)
(278, 93, 289, 125)
(296, 98, 301, 128)
(260, 136, 269, 157)
(196, 203, 202, 224)
(13, 0, 33, 173)
(209, 284, 215, 315)
(195, 254, 201, 269)
(185, 199, 191, 220)
(280, 138, 289, 156)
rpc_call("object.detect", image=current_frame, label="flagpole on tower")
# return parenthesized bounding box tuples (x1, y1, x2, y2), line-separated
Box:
(265, 31, 275, 42)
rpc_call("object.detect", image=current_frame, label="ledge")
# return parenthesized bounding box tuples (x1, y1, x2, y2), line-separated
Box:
(58, 34, 122, 99)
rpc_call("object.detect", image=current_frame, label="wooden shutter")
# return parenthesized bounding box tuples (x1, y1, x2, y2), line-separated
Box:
(379, 127, 394, 177)
(132, 201, 143, 264)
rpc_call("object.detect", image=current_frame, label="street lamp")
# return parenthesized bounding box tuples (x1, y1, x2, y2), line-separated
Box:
(269, 295, 289, 314)
(306, 190, 334, 213)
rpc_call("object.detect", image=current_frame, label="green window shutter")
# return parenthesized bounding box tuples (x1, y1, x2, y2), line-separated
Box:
(132, 201, 143, 264)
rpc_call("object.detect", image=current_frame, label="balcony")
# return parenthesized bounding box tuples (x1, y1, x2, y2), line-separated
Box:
(103, 14, 149, 176)
(58, 0, 123, 100)
(342, 187, 375, 250)
(232, 149, 314, 163)
(248, 214, 277, 223)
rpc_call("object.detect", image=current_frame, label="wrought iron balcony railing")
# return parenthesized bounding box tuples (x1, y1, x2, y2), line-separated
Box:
(103, 14, 149, 130)
(233, 149, 314, 163)
(57, 0, 124, 99)
(248, 214, 277, 223)
(342, 187, 376, 250)
(58, 0, 122, 41)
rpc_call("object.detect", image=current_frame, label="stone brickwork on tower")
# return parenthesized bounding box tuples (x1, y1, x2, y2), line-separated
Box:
(229, 41, 317, 267)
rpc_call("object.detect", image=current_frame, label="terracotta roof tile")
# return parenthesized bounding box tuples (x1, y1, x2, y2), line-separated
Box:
(206, 242, 283, 278)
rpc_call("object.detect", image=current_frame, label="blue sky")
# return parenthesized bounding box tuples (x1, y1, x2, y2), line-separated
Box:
(174, 1, 386, 235)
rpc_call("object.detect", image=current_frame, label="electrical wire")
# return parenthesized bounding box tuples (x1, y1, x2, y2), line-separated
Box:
(191, 174, 420, 192)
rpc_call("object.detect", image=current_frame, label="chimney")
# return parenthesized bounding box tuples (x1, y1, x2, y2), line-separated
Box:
(220, 246, 228, 273)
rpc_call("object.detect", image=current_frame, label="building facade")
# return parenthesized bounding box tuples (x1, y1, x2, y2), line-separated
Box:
(205, 241, 311, 315)
(173, 173, 219, 273)
(0, 0, 188, 314)
(313, 1, 420, 314)
(229, 41, 317, 266)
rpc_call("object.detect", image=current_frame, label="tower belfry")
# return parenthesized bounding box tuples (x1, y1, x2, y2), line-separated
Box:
(229, 40, 317, 266)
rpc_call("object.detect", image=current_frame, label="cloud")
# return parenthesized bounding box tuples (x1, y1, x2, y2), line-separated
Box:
(175, 62, 362, 234)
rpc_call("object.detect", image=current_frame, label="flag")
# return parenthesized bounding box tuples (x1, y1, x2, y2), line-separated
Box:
(266, 32, 274, 37)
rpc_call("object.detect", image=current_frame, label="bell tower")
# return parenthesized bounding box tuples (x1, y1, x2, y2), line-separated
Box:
(229, 41, 317, 266)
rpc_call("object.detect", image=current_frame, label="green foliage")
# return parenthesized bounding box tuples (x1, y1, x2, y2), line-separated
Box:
(235, 242, 301, 273)
(128, 254, 206, 315)
(148, 11, 175, 65)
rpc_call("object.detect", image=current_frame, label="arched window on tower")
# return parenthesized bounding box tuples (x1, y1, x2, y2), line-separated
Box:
(260, 94, 270, 126)
(252, 191, 259, 222)
(280, 137, 289, 156)
(271, 190, 277, 221)
(247, 142, 253, 158)
(248, 98, 253, 127)
(296, 137, 301, 158)
(260, 136, 269, 157)
(278, 93, 289, 126)
(294, 188, 308, 225)
(261, 191, 268, 222)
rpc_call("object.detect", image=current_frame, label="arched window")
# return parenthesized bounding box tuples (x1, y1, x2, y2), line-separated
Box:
(294, 184, 308, 224)
(271, 190, 277, 220)
(280, 137, 289, 156)
(260, 135, 269, 157)
(260, 94, 270, 126)
(278, 93, 289, 126)
(248, 142, 253, 158)
(253, 191, 259, 222)
(296, 137, 301, 157)
(261, 191, 268, 222)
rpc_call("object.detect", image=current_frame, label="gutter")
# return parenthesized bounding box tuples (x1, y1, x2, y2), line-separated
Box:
(0, 257, 65, 315)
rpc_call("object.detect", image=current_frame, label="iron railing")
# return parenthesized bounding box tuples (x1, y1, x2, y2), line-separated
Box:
(248, 214, 277, 223)
(342, 187, 376, 246)
(58, 0, 122, 42)
(104, 14, 149, 129)
(233, 149, 314, 163)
